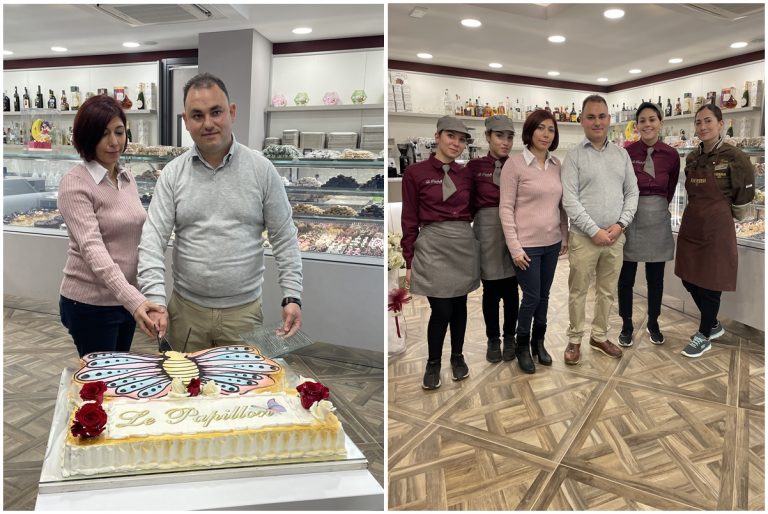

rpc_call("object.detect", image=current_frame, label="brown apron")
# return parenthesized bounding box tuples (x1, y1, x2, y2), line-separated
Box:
(411, 221, 481, 298)
(472, 207, 516, 280)
(674, 164, 738, 291)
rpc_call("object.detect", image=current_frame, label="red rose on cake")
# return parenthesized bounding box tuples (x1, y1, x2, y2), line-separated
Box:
(296, 380, 330, 409)
(71, 402, 108, 439)
(187, 377, 201, 397)
(79, 381, 107, 403)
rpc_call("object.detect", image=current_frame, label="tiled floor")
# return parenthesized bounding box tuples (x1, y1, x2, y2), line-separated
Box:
(3, 294, 383, 511)
(388, 258, 765, 510)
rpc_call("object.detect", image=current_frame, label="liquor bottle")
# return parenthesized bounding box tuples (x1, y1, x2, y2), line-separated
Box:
(463, 101, 471, 117)
(60, 90, 69, 111)
(475, 97, 482, 117)
(35, 85, 44, 108)
(137, 83, 146, 110)
(22, 87, 31, 109)
(726, 119, 734, 137)
(504, 96, 511, 115)
(577, 110, 581, 123)
(665, 98, 672, 117)
(570, 103, 577, 122)
(483, 102, 493, 117)
(741, 83, 750, 107)
(126, 122, 133, 143)
(553, 105, 560, 120)
(515, 99, 522, 121)
(674, 98, 682, 116)
(443, 89, 452, 115)
(47, 89, 57, 110)
(13, 87, 20, 111)
(71, 86, 81, 110)
(3, 90, 9, 112)
(544, 101, 551, 113)
(680, 129, 687, 141)
(657, 96, 663, 111)
(466, 99, 474, 117)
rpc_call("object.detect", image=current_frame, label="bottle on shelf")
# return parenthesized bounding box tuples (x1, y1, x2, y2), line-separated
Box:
(674, 97, 682, 116)
(13, 86, 20, 111)
(570, 103, 577, 123)
(47, 89, 57, 110)
(475, 97, 482, 117)
(665, 98, 672, 117)
(515, 98, 522, 121)
(726, 119, 734, 137)
(656, 96, 663, 111)
(680, 129, 687, 141)
(504, 96, 510, 115)
(544, 101, 551, 113)
(60, 89, 69, 111)
(497, 100, 505, 116)
(553, 105, 560, 120)
(22, 87, 31, 110)
(126, 121, 133, 143)
(483, 102, 493, 117)
(71, 86, 81, 110)
(35, 85, 44, 108)
(741, 83, 750, 108)
(576, 110, 582, 123)
(3, 90, 9, 112)
(443, 89, 452, 115)
(137, 83, 146, 110)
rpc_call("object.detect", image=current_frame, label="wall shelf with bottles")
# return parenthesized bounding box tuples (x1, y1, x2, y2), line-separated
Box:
(265, 104, 384, 113)
(3, 109, 157, 117)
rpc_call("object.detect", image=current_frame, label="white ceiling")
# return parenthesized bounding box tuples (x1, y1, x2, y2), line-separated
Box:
(389, 3, 765, 86)
(3, 4, 384, 60)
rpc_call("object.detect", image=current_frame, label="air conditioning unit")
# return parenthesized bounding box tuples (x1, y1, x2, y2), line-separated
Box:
(678, 3, 764, 21)
(91, 4, 227, 26)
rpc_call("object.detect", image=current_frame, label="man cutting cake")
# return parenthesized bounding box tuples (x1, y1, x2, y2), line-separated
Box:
(138, 73, 303, 351)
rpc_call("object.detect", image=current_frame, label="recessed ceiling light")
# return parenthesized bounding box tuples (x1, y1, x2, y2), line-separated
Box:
(489, 62, 502, 69)
(597, 77, 608, 83)
(604, 9, 625, 19)
(122, 42, 140, 48)
(3, 50, 13, 56)
(51, 46, 68, 53)
(417, 52, 433, 59)
(547, 71, 560, 76)
(548, 35, 566, 43)
(461, 19, 482, 28)
(629, 69, 642, 74)
(668, 57, 683, 64)
(730, 41, 748, 49)
(292, 27, 312, 35)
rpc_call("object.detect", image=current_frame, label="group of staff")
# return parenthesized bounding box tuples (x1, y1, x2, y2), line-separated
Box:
(401, 94, 755, 390)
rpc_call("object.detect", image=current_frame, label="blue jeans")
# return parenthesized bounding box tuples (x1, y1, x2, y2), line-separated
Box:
(513, 242, 561, 337)
(60, 296, 136, 357)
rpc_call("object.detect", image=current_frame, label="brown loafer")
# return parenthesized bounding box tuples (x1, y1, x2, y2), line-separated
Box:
(564, 343, 581, 365)
(589, 338, 623, 359)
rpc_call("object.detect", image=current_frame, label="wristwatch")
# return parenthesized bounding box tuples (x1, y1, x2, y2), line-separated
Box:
(616, 221, 626, 232)
(281, 297, 302, 309)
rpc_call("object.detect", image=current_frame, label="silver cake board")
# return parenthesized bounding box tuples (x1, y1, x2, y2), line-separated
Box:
(39, 368, 368, 494)
(239, 324, 315, 359)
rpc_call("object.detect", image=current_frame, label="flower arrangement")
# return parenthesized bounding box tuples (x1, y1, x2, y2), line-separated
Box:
(388, 232, 405, 271)
(322, 91, 341, 105)
(271, 94, 287, 107)
(296, 380, 330, 409)
(71, 380, 109, 439)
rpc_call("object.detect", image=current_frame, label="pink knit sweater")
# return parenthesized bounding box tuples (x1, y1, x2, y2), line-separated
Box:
(58, 163, 147, 314)
(499, 150, 569, 258)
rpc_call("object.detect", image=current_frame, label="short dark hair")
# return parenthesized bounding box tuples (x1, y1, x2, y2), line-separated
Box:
(522, 109, 559, 151)
(636, 101, 663, 121)
(695, 103, 723, 121)
(72, 95, 127, 162)
(183, 72, 230, 105)
(582, 94, 608, 112)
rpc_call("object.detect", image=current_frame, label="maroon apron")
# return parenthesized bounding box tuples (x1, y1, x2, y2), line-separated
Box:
(674, 163, 738, 291)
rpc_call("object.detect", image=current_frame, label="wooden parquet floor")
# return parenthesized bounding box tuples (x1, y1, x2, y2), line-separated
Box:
(3, 295, 383, 511)
(388, 258, 765, 510)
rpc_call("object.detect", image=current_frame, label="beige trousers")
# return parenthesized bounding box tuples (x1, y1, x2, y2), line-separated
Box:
(566, 232, 625, 344)
(167, 290, 263, 352)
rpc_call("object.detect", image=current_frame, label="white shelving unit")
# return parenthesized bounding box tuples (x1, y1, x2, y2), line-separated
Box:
(266, 104, 383, 112)
(3, 109, 158, 116)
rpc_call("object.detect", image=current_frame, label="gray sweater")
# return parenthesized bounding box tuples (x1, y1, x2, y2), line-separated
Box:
(561, 138, 639, 237)
(138, 137, 302, 308)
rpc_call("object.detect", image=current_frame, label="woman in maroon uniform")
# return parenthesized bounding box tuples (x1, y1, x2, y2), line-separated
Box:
(618, 102, 680, 347)
(401, 116, 480, 390)
(467, 115, 519, 364)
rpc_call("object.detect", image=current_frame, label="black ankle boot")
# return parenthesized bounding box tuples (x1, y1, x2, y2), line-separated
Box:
(515, 334, 535, 374)
(531, 324, 552, 366)
(502, 336, 516, 361)
(486, 337, 502, 363)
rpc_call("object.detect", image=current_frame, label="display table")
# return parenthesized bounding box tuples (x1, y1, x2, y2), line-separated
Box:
(35, 369, 384, 511)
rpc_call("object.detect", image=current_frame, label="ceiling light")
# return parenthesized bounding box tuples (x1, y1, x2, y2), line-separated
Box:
(547, 71, 560, 76)
(604, 9, 625, 19)
(597, 77, 608, 83)
(489, 62, 502, 69)
(629, 69, 642, 74)
(668, 57, 683, 64)
(461, 19, 482, 28)
(122, 42, 140, 48)
(730, 41, 748, 49)
(548, 35, 566, 43)
(417, 52, 433, 59)
(292, 27, 312, 35)
(51, 46, 68, 52)
(3, 50, 13, 56)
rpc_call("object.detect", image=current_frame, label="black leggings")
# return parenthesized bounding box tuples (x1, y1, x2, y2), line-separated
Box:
(426, 296, 467, 361)
(682, 280, 722, 337)
(618, 261, 666, 327)
(481, 277, 519, 339)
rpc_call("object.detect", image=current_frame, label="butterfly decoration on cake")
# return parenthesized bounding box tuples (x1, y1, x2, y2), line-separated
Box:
(74, 345, 281, 400)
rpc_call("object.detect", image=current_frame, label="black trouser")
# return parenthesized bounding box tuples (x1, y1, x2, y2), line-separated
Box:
(426, 295, 467, 361)
(618, 261, 666, 328)
(681, 280, 721, 337)
(481, 276, 519, 340)
(60, 295, 136, 358)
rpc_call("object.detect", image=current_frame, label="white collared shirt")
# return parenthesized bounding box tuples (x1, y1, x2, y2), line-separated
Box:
(83, 159, 131, 190)
(522, 146, 557, 171)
